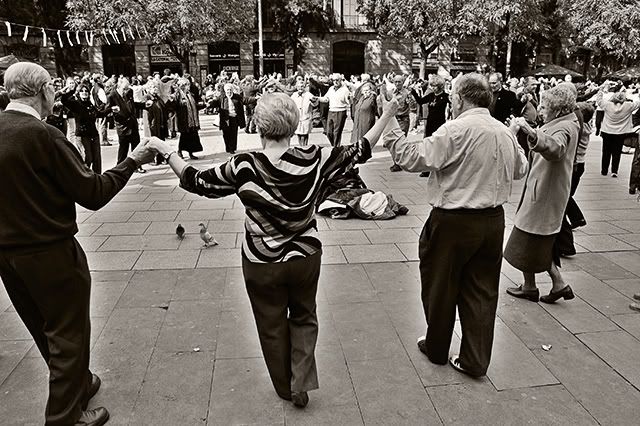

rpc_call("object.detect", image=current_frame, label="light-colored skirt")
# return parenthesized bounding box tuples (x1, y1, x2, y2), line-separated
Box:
(295, 119, 312, 135)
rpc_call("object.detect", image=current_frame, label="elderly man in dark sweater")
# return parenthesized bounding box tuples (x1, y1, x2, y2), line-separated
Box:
(0, 62, 154, 426)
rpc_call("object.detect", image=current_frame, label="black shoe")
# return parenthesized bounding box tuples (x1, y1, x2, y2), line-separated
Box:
(417, 336, 428, 356)
(419, 171, 430, 178)
(449, 355, 483, 378)
(82, 374, 101, 409)
(630, 188, 637, 195)
(612, 172, 618, 178)
(634, 293, 640, 301)
(189, 154, 198, 160)
(601, 172, 607, 176)
(506, 285, 539, 302)
(570, 219, 587, 229)
(540, 285, 575, 304)
(390, 164, 402, 172)
(75, 407, 109, 426)
(291, 391, 309, 408)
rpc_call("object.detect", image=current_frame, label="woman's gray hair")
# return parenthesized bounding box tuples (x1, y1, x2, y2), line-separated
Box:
(542, 84, 577, 118)
(3, 62, 50, 99)
(429, 75, 445, 89)
(253, 93, 299, 140)
(454, 73, 492, 107)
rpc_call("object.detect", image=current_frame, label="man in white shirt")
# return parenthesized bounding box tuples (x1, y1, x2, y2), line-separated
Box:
(318, 73, 351, 146)
(383, 73, 528, 377)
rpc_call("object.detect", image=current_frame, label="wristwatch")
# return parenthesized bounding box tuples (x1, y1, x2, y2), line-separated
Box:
(163, 151, 177, 161)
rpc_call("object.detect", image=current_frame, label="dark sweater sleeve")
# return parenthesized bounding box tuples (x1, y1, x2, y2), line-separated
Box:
(50, 129, 137, 210)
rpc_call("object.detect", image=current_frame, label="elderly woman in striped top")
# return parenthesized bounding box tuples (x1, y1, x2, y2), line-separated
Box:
(148, 93, 397, 408)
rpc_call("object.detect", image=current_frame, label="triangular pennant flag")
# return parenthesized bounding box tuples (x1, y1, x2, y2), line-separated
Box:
(102, 29, 111, 45)
(41, 28, 47, 47)
(128, 26, 134, 40)
(57, 30, 63, 47)
(89, 31, 94, 46)
(75, 31, 80, 45)
(84, 31, 90, 45)
(22, 25, 29, 42)
(66, 30, 74, 47)
(109, 28, 119, 44)
(5, 21, 11, 37)
(135, 24, 142, 39)
(121, 27, 127, 42)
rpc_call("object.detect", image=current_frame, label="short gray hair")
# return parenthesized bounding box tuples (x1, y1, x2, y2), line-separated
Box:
(4, 62, 50, 99)
(253, 93, 299, 140)
(454, 73, 492, 108)
(541, 84, 577, 117)
(489, 72, 503, 82)
(429, 75, 445, 89)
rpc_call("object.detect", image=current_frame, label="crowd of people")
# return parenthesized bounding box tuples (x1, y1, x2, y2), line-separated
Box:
(1, 59, 640, 426)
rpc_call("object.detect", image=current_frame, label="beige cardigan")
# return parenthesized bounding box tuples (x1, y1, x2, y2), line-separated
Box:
(514, 112, 580, 235)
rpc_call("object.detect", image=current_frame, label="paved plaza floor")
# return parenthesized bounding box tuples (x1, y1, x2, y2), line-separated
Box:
(1, 116, 640, 425)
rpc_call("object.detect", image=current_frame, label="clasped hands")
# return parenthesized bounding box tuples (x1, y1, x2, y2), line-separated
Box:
(127, 137, 177, 166)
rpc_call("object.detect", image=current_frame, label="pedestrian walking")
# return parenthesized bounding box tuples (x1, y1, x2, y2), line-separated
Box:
(0, 62, 154, 426)
(383, 73, 528, 377)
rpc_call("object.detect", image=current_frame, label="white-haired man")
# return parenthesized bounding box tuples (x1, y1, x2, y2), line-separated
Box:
(383, 73, 528, 377)
(0, 62, 154, 426)
(317, 73, 351, 146)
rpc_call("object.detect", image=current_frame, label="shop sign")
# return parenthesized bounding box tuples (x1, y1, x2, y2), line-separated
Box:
(149, 44, 180, 63)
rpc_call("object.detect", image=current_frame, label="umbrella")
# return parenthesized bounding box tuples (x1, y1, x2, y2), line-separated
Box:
(0, 54, 19, 70)
(606, 67, 640, 82)
(524, 64, 583, 79)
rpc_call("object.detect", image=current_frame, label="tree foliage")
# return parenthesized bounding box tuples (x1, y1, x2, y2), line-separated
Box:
(269, 0, 332, 70)
(66, 0, 254, 72)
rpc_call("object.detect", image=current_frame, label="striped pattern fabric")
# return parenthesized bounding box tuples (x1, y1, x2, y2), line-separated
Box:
(180, 141, 369, 263)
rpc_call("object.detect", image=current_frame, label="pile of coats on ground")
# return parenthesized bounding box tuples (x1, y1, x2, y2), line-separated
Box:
(317, 168, 409, 220)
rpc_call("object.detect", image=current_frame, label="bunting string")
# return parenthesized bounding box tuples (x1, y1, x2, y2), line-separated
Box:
(0, 19, 148, 48)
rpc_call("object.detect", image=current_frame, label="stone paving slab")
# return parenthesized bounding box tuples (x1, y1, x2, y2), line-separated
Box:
(3, 121, 640, 425)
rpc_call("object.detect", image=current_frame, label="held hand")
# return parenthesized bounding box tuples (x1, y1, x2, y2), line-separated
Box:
(111, 105, 120, 113)
(145, 100, 153, 108)
(146, 136, 173, 156)
(128, 139, 156, 166)
(507, 116, 521, 135)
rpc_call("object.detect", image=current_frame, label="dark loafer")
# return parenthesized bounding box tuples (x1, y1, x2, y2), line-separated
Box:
(633, 294, 640, 301)
(506, 286, 539, 302)
(291, 391, 309, 408)
(82, 374, 101, 410)
(75, 407, 109, 426)
(540, 285, 575, 304)
(449, 355, 483, 378)
(630, 303, 640, 312)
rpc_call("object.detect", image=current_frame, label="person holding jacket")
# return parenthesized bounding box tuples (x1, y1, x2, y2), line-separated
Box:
(60, 82, 112, 173)
(505, 83, 581, 304)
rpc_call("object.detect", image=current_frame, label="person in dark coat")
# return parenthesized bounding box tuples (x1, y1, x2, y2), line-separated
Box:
(350, 81, 378, 144)
(213, 83, 246, 154)
(488, 72, 523, 124)
(60, 82, 112, 173)
(175, 77, 204, 159)
(0, 61, 155, 426)
(144, 81, 174, 165)
(108, 77, 145, 172)
(411, 75, 450, 137)
(241, 75, 259, 133)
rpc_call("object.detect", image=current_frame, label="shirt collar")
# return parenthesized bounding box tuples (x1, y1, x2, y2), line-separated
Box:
(5, 102, 42, 120)
(456, 107, 490, 119)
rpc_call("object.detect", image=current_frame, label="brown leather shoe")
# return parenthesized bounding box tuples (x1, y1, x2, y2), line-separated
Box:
(291, 391, 309, 408)
(540, 285, 575, 304)
(75, 407, 109, 426)
(506, 285, 539, 302)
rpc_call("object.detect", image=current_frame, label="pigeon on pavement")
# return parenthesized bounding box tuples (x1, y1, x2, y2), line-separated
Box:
(176, 224, 185, 239)
(198, 223, 218, 248)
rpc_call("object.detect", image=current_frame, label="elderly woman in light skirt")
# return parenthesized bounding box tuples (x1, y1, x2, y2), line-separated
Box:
(147, 93, 399, 408)
(290, 79, 318, 146)
(504, 83, 581, 304)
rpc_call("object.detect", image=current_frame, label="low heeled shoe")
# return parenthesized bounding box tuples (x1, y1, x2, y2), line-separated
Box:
(506, 286, 539, 302)
(540, 285, 575, 304)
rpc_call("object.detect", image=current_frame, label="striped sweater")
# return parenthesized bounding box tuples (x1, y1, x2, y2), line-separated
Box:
(180, 141, 370, 263)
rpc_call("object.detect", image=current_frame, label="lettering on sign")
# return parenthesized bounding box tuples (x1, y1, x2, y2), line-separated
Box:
(149, 44, 180, 63)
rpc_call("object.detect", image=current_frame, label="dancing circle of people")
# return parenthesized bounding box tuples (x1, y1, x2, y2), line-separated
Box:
(1, 60, 640, 425)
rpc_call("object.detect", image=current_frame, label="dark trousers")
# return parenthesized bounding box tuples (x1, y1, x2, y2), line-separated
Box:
(116, 131, 140, 165)
(242, 252, 321, 398)
(601, 132, 625, 174)
(595, 110, 604, 135)
(0, 238, 93, 425)
(326, 110, 347, 147)
(630, 138, 640, 191)
(418, 207, 504, 376)
(557, 163, 585, 254)
(80, 135, 102, 174)
(222, 117, 239, 153)
(245, 104, 256, 133)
